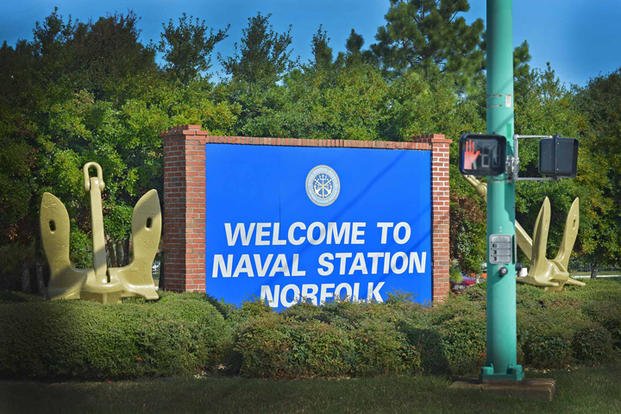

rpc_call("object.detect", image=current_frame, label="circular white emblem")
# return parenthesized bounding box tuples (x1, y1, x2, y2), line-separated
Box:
(306, 165, 340, 207)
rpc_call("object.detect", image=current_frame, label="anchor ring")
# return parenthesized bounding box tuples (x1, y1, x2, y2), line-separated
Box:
(83, 162, 105, 192)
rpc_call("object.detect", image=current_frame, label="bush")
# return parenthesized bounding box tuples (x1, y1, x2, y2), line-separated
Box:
(572, 325, 614, 365)
(435, 316, 487, 375)
(521, 331, 574, 368)
(0, 295, 231, 380)
(582, 299, 621, 349)
(0, 243, 35, 291)
(235, 302, 423, 378)
(234, 313, 354, 378)
(1, 279, 619, 380)
(350, 318, 421, 376)
(404, 311, 486, 376)
(517, 281, 621, 368)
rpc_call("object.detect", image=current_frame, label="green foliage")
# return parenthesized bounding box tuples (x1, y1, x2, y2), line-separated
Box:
(335, 29, 377, 68)
(159, 14, 228, 84)
(572, 69, 621, 271)
(372, 0, 484, 89)
(0, 139, 34, 242)
(230, 63, 389, 139)
(309, 26, 333, 70)
(0, 244, 35, 290)
(0, 294, 230, 380)
(403, 298, 486, 376)
(1, 280, 620, 380)
(572, 325, 614, 365)
(449, 265, 463, 284)
(522, 331, 574, 369)
(436, 317, 486, 375)
(513, 65, 586, 267)
(0, 4, 618, 299)
(234, 314, 355, 378)
(349, 318, 421, 376)
(450, 193, 486, 274)
(234, 301, 422, 378)
(221, 13, 294, 85)
(516, 281, 621, 368)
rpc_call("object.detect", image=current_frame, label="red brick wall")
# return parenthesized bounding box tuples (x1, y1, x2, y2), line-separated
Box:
(422, 135, 452, 303)
(161, 125, 451, 302)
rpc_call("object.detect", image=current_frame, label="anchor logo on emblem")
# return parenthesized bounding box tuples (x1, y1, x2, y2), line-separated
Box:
(306, 165, 340, 207)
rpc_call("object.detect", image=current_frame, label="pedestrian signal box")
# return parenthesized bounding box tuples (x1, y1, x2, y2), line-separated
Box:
(459, 134, 507, 176)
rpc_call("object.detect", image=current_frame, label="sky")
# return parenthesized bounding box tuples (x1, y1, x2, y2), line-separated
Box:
(0, 0, 619, 87)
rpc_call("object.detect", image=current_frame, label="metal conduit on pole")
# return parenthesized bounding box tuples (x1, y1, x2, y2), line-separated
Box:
(481, 0, 524, 382)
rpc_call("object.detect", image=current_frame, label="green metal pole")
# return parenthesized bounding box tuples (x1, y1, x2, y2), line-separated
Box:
(481, 0, 524, 382)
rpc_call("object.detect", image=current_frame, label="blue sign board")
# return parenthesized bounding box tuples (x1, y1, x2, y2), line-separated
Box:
(205, 144, 432, 310)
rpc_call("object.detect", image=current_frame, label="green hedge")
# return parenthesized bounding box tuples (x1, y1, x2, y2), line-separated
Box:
(1, 279, 619, 380)
(233, 301, 422, 378)
(516, 281, 619, 368)
(0, 292, 231, 380)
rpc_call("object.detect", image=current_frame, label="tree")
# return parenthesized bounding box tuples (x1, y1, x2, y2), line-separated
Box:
(573, 69, 621, 276)
(309, 26, 333, 70)
(509, 64, 621, 276)
(236, 62, 388, 140)
(372, 0, 484, 84)
(221, 13, 295, 85)
(68, 12, 159, 101)
(0, 9, 240, 290)
(335, 29, 377, 68)
(159, 14, 228, 84)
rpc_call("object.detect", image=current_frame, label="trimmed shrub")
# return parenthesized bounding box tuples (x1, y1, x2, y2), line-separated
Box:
(350, 318, 421, 376)
(235, 304, 422, 378)
(1, 278, 620, 380)
(582, 301, 621, 350)
(518, 303, 585, 368)
(234, 313, 354, 378)
(515, 284, 618, 368)
(403, 324, 451, 375)
(283, 299, 425, 329)
(233, 313, 292, 377)
(0, 296, 231, 380)
(435, 316, 486, 375)
(572, 324, 614, 365)
(521, 331, 573, 368)
(287, 319, 356, 377)
(401, 305, 486, 377)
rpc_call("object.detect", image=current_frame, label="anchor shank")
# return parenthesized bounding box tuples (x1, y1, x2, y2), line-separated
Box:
(89, 176, 108, 283)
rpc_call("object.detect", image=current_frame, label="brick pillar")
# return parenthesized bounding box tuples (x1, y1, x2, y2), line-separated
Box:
(161, 125, 208, 292)
(413, 134, 451, 303)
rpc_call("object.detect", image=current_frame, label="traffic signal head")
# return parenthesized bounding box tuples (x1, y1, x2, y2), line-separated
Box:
(459, 134, 507, 176)
(539, 136, 578, 178)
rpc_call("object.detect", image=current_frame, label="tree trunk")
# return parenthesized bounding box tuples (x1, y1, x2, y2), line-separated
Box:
(108, 240, 117, 267)
(590, 263, 599, 279)
(121, 239, 129, 266)
(35, 261, 46, 297)
(21, 266, 31, 292)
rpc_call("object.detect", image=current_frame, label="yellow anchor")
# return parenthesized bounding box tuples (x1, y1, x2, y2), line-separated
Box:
(40, 162, 161, 303)
(464, 175, 584, 290)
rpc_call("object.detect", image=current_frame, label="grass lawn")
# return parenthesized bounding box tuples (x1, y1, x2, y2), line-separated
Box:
(1, 363, 620, 414)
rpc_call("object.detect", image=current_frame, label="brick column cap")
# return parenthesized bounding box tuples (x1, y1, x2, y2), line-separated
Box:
(411, 134, 451, 144)
(161, 125, 210, 138)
